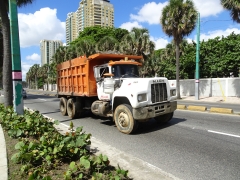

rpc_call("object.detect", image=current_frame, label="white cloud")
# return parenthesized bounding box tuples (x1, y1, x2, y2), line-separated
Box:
(130, 2, 168, 25)
(186, 38, 194, 44)
(119, 21, 143, 31)
(200, 28, 240, 41)
(129, 1, 223, 25)
(21, 63, 33, 81)
(150, 36, 169, 49)
(18, 7, 65, 48)
(193, 0, 224, 18)
(26, 53, 40, 61)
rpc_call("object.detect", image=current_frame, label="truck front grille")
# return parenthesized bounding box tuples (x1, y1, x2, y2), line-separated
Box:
(151, 83, 168, 103)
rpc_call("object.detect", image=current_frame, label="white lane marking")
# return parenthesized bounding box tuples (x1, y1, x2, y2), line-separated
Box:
(208, 130, 240, 138)
(38, 98, 47, 101)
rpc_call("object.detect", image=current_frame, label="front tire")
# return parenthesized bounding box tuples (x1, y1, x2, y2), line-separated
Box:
(155, 112, 174, 124)
(114, 104, 138, 134)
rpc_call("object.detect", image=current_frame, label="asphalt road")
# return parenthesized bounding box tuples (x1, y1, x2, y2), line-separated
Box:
(24, 93, 240, 180)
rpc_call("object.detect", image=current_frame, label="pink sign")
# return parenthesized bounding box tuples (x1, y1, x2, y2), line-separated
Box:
(12, 72, 22, 79)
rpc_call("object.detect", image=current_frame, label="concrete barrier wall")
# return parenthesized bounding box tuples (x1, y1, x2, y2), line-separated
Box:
(168, 78, 240, 97)
(43, 84, 57, 91)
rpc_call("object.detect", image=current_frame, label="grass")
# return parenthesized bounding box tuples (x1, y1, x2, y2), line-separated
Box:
(4, 130, 69, 180)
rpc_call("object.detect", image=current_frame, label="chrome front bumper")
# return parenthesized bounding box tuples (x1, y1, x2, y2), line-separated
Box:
(132, 101, 177, 120)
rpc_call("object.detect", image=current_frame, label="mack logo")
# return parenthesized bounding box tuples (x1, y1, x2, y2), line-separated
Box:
(153, 79, 164, 83)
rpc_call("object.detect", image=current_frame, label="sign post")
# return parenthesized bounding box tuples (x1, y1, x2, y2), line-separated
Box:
(9, 0, 24, 114)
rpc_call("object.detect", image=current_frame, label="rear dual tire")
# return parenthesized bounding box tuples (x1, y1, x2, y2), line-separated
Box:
(60, 97, 84, 119)
(60, 97, 68, 116)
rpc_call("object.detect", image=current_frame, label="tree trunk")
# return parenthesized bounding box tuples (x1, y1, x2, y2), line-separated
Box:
(35, 75, 38, 89)
(0, 0, 13, 107)
(176, 43, 181, 99)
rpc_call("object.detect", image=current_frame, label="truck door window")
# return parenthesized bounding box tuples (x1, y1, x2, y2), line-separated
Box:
(100, 67, 109, 77)
(112, 65, 139, 78)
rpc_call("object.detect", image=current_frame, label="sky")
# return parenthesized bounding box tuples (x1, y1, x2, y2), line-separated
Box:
(16, 0, 240, 80)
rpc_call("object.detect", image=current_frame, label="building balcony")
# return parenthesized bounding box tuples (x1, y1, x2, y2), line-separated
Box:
(94, 21, 101, 25)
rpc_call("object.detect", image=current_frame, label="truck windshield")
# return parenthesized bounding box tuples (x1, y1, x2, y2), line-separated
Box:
(112, 65, 139, 78)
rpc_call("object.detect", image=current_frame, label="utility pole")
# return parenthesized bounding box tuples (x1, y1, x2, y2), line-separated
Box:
(195, 12, 200, 100)
(9, 0, 24, 114)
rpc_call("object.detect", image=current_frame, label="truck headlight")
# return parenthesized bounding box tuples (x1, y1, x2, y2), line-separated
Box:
(170, 89, 176, 96)
(138, 94, 147, 102)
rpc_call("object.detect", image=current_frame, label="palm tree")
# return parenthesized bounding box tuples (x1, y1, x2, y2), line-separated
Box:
(39, 63, 49, 90)
(160, 0, 197, 99)
(120, 28, 155, 58)
(52, 46, 67, 64)
(29, 64, 40, 89)
(0, 0, 35, 107)
(26, 72, 31, 88)
(26, 68, 35, 89)
(221, 0, 240, 23)
(75, 38, 96, 57)
(48, 62, 57, 89)
(65, 45, 77, 61)
(96, 36, 119, 53)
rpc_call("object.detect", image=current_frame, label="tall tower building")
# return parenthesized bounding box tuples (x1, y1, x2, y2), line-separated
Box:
(66, 12, 78, 45)
(76, 0, 114, 32)
(40, 40, 63, 66)
(65, 0, 114, 44)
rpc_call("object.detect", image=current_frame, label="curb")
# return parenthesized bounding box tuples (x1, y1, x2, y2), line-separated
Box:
(210, 107, 233, 114)
(177, 105, 236, 115)
(177, 105, 186, 110)
(0, 124, 8, 180)
(187, 105, 206, 112)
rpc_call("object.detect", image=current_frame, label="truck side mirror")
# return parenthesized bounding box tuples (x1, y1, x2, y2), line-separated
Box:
(93, 67, 101, 82)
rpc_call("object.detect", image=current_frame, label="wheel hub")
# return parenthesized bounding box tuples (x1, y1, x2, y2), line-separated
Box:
(118, 112, 129, 128)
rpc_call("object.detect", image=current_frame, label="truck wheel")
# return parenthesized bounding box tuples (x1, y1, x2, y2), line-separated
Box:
(60, 97, 68, 116)
(155, 112, 174, 124)
(114, 104, 138, 134)
(67, 98, 77, 119)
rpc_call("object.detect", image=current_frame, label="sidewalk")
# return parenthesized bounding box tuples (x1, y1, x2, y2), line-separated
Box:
(180, 96, 240, 104)
(0, 124, 7, 180)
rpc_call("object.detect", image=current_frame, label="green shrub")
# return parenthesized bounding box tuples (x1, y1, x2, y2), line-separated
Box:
(0, 104, 130, 180)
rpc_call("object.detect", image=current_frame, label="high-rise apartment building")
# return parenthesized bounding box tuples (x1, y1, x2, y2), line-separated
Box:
(66, 0, 114, 44)
(66, 12, 78, 44)
(77, 0, 114, 32)
(40, 40, 63, 66)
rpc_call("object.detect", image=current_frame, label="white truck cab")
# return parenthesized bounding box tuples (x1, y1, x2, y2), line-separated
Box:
(91, 58, 177, 134)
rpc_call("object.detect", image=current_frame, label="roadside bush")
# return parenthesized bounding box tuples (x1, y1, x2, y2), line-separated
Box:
(0, 104, 130, 180)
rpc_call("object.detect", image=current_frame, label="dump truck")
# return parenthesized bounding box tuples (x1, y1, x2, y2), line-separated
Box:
(57, 53, 177, 134)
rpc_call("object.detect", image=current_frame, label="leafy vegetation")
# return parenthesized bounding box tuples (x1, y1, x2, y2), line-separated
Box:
(27, 27, 240, 91)
(26, 26, 155, 87)
(221, 0, 240, 23)
(0, 104, 130, 180)
(146, 32, 240, 79)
